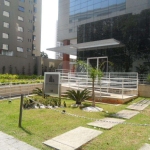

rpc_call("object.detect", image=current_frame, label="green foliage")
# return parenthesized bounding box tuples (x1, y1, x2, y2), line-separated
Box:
(40, 51, 48, 58)
(32, 88, 43, 96)
(30, 95, 60, 107)
(0, 74, 44, 84)
(65, 89, 91, 104)
(136, 64, 148, 74)
(147, 74, 150, 83)
(0, 74, 43, 80)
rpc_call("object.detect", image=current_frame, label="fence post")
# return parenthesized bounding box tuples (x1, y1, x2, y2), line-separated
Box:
(10, 82, 12, 100)
(18, 94, 23, 127)
(122, 79, 124, 99)
(137, 73, 138, 95)
(99, 80, 101, 101)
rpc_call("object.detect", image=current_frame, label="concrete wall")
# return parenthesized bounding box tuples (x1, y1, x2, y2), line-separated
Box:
(0, 83, 42, 98)
(0, 55, 36, 75)
(138, 84, 150, 97)
(0, 55, 62, 75)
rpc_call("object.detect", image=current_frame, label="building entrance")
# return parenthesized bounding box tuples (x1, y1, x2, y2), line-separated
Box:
(87, 56, 108, 72)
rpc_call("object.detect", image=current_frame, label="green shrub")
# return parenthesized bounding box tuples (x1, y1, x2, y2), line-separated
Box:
(65, 89, 91, 105)
(147, 74, 150, 83)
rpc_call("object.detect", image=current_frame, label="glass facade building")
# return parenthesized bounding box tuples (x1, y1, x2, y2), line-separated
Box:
(57, 0, 150, 73)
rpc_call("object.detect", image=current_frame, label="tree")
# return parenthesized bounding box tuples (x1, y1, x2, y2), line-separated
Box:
(77, 61, 103, 107)
(40, 51, 48, 58)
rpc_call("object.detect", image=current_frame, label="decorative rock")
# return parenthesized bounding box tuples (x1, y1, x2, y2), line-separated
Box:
(40, 105, 45, 109)
(34, 105, 39, 109)
(47, 106, 53, 109)
(82, 106, 103, 112)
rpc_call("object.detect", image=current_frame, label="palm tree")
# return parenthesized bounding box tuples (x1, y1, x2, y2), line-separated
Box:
(77, 61, 103, 107)
(65, 89, 90, 105)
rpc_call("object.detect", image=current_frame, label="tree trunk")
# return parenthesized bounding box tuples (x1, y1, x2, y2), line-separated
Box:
(76, 101, 81, 105)
(92, 78, 95, 107)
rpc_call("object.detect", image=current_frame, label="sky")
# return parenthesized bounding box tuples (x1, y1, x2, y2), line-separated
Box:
(41, 0, 58, 59)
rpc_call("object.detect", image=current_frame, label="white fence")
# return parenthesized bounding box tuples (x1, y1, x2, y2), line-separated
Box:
(59, 72, 138, 99)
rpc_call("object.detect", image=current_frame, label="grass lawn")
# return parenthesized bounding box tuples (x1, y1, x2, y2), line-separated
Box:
(0, 97, 150, 150)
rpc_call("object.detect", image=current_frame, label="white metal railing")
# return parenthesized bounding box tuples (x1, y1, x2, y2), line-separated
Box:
(59, 72, 138, 100)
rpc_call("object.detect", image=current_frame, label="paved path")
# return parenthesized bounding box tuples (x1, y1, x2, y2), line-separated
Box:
(127, 99, 150, 111)
(139, 143, 150, 150)
(88, 117, 125, 129)
(43, 126, 102, 150)
(113, 109, 139, 119)
(0, 131, 39, 150)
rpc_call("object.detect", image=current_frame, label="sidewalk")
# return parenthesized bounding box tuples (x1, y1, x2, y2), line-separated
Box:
(0, 131, 39, 150)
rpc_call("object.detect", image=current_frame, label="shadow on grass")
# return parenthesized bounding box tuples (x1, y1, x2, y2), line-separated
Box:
(20, 126, 32, 135)
(104, 112, 116, 118)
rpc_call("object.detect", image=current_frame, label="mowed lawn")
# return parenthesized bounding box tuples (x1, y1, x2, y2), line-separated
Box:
(0, 97, 150, 150)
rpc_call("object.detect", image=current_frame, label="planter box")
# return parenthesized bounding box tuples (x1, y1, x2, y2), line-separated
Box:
(138, 84, 150, 97)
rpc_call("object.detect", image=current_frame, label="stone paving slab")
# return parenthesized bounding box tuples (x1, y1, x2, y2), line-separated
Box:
(0, 131, 39, 150)
(139, 143, 150, 150)
(87, 117, 125, 129)
(43, 126, 102, 150)
(113, 110, 139, 119)
(127, 99, 150, 111)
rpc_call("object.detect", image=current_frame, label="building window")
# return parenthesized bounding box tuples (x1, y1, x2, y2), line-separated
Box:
(2, 44, 8, 50)
(19, 0, 25, 2)
(33, 7, 37, 13)
(3, 11, 9, 17)
(1, 50, 13, 56)
(2, 33, 9, 39)
(33, 26, 36, 31)
(33, 16, 36, 22)
(4, 0, 10, 6)
(18, 26, 24, 32)
(3, 22, 9, 28)
(18, 6, 24, 12)
(33, 35, 36, 40)
(27, 48, 31, 52)
(32, 44, 36, 50)
(17, 47, 23, 52)
(18, 16, 24, 21)
(17, 36, 23, 42)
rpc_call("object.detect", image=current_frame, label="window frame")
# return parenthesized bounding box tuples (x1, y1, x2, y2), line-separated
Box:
(3, 11, 9, 17)
(18, 26, 24, 32)
(3, 22, 9, 28)
(17, 47, 23, 52)
(2, 33, 9, 39)
(18, 6, 25, 12)
(18, 16, 24, 21)
(2, 44, 9, 50)
(4, 0, 10, 6)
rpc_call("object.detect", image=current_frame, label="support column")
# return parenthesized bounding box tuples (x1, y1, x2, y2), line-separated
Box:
(63, 40, 70, 72)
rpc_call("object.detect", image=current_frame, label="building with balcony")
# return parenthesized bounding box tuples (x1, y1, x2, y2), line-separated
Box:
(0, 0, 42, 74)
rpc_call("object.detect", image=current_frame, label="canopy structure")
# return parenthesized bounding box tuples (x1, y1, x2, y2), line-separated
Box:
(47, 38, 121, 56)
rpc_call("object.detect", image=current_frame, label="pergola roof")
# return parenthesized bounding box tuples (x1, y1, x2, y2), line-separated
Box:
(47, 38, 121, 56)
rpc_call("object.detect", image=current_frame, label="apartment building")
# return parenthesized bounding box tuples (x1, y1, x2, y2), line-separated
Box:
(0, 0, 42, 74)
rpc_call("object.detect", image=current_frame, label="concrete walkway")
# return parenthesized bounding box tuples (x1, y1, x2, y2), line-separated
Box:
(43, 126, 102, 150)
(127, 99, 150, 111)
(0, 131, 39, 150)
(139, 143, 150, 150)
(88, 117, 125, 129)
